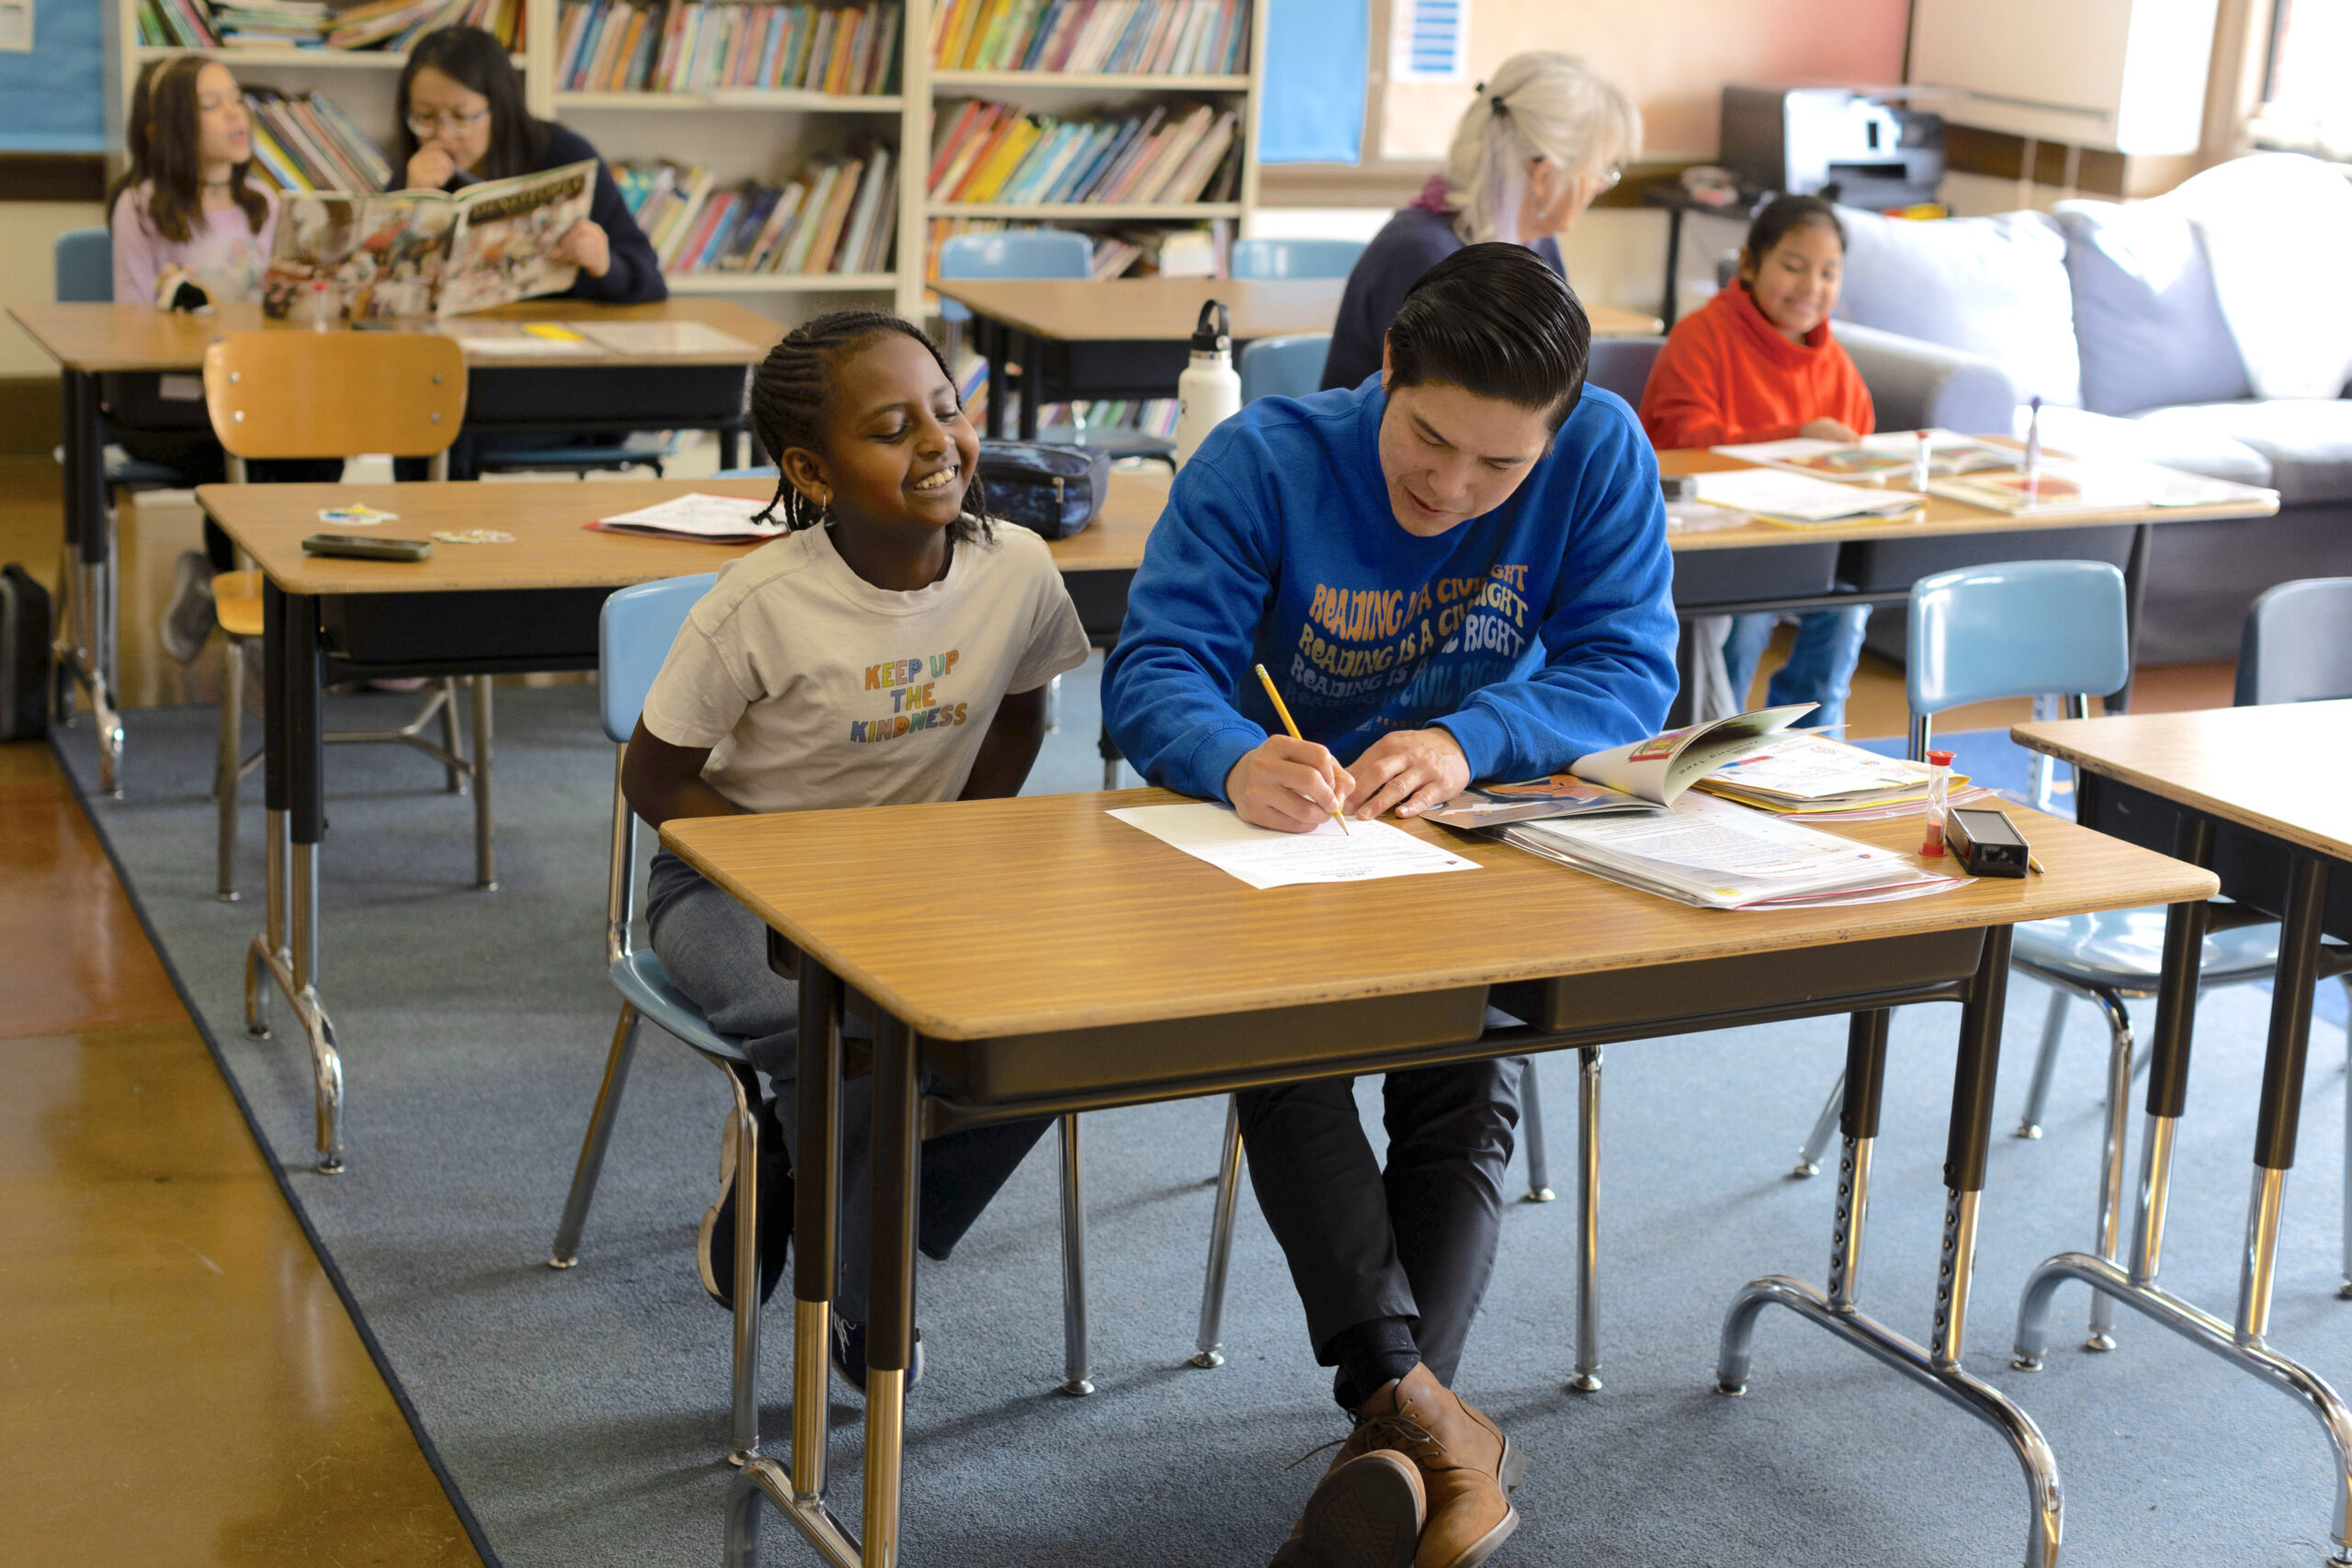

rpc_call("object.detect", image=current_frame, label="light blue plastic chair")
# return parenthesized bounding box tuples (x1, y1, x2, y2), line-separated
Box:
(550, 576, 1100, 1441)
(56, 227, 190, 489)
(935, 227, 1093, 325)
(1229, 237, 1366, 280)
(1586, 336, 1666, 405)
(1238, 333, 1330, 403)
(55, 228, 112, 302)
(550, 572, 777, 1459)
(2237, 578, 2352, 707)
(1792, 560, 2290, 1350)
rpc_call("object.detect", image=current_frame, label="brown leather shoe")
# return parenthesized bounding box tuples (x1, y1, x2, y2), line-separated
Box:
(1269, 1450, 1426, 1568)
(1353, 1364, 1520, 1568)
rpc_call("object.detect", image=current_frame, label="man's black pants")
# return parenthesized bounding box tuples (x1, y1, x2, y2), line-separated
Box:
(1237, 1055, 1522, 1394)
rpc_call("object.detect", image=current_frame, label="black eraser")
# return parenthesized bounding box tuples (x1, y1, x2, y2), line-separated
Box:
(1948, 807, 2030, 877)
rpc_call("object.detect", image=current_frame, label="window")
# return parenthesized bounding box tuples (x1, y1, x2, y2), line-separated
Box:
(2253, 0, 2352, 158)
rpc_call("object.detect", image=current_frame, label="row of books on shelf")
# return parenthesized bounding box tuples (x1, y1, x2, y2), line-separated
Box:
(553, 0, 898, 95)
(931, 0, 1245, 75)
(928, 98, 1238, 207)
(138, 0, 523, 51)
(241, 87, 396, 193)
(617, 147, 898, 276)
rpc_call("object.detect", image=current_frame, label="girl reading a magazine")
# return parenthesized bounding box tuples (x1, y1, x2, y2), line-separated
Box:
(392, 25, 663, 305)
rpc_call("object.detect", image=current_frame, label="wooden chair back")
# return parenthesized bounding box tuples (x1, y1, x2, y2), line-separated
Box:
(203, 331, 468, 475)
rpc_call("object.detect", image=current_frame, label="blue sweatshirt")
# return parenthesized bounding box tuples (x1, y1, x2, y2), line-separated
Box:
(1102, 378, 1679, 802)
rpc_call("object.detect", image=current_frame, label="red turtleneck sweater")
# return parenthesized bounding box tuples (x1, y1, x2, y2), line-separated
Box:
(1637, 281, 1874, 450)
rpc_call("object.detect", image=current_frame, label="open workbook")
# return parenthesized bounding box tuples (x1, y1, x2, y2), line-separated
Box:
(1713, 430, 2021, 481)
(1430, 708, 1956, 828)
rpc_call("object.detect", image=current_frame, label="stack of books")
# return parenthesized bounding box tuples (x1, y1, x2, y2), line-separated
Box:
(241, 87, 396, 192)
(617, 144, 898, 275)
(211, 0, 331, 48)
(554, 0, 899, 94)
(928, 98, 1240, 206)
(325, 0, 525, 51)
(930, 0, 1247, 74)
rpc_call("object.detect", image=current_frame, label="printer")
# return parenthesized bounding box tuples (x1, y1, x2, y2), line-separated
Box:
(1719, 85, 1944, 209)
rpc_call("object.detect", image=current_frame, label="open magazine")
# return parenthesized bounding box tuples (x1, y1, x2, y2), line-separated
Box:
(263, 160, 596, 321)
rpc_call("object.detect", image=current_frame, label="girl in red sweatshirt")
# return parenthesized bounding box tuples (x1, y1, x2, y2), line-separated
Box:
(1640, 196, 1871, 728)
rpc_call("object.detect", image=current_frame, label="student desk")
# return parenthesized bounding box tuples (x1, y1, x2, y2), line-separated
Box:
(1656, 447, 2279, 725)
(664, 790, 2213, 1568)
(197, 471, 1161, 1173)
(7, 297, 780, 795)
(2010, 704, 2352, 1560)
(934, 276, 1664, 441)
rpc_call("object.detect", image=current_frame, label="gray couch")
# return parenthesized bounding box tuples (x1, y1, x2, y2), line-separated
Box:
(1822, 161, 2352, 665)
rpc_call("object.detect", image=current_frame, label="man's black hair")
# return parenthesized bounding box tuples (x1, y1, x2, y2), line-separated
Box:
(1384, 242, 1590, 433)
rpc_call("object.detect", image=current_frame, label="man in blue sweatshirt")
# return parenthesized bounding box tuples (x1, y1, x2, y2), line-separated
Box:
(1103, 243, 1677, 1568)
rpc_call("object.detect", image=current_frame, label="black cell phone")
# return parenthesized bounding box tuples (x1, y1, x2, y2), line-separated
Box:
(302, 533, 434, 562)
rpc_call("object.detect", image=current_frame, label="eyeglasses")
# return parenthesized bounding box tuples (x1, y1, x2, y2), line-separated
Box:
(405, 108, 490, 138)
(1591, 164, 1623, 193)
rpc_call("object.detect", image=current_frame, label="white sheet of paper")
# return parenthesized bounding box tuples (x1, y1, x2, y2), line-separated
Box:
(595, 492, 787, 539)
(1108, 803, 1481, 890)
(1692, 466, 1925, 522)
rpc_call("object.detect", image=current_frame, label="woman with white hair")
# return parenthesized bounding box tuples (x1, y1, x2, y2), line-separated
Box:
(1320, 51, 1640, 391)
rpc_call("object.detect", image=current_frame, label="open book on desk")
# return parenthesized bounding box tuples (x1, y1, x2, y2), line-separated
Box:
(1713, 430, 2020, 482)
(1428, 709, 1965, 830)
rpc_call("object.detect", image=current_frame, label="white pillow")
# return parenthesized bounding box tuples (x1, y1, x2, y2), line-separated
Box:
(1833, 207, 2082, 409)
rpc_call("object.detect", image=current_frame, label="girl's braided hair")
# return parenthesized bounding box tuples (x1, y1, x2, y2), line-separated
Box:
(748, 310, 991, 543)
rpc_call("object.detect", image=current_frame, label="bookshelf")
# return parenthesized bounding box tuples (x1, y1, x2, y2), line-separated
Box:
(110, 0, 1267, 323)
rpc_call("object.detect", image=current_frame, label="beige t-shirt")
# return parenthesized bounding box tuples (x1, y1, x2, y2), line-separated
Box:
(641, 521, 1091, 814)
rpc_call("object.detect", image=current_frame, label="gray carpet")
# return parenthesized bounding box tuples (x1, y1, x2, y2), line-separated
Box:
(55, 657, 2352, 1568)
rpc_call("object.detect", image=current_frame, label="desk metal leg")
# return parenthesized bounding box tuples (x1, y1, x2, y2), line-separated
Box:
(1720, 935, 2066, 1568)
(737, 962, 861, 1567)
(243, 585, 345, 1171)
(983, 320, 1008, 443)
(1193, 1097, 1243, 1369)
(864, 1011, 921, 1568)
(1015, 330, 1041, 442)
(1660, 206, 1685, 330)
(1569, 1046, 1601, 1393)
(1058, 1113, 1094, 1396)
(2109, 523, 2152, 714)
(60, 369, 124, 792)
(2014, 829, 2352, 1565)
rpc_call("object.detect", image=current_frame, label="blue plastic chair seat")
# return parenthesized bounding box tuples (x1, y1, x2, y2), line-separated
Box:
(611, 950, 751, 1064)
(2012, 908, 2280, 988)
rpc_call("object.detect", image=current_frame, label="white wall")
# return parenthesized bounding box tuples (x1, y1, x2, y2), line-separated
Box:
(1, 201, 108, 378)
(1250, 202, 1743, 323)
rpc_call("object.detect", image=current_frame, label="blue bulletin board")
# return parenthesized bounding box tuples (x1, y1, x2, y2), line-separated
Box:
(1257, 0, 1369, 164)
(0, 1, 109, 152)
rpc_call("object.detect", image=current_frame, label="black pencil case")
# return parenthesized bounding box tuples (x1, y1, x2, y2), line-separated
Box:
(977, 440, 1110, 541)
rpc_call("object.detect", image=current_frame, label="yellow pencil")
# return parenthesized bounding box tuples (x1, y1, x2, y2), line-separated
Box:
(1253, 662, 1349, 835)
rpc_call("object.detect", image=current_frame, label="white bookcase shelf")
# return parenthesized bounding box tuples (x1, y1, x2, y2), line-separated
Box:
(117, 0, 1268, 318)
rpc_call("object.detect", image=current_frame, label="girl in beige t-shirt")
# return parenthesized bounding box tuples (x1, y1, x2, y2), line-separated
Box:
(623, 311, 1090, 1388)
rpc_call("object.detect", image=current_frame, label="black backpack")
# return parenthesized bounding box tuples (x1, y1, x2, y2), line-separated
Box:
(1, 564, 53, 741)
